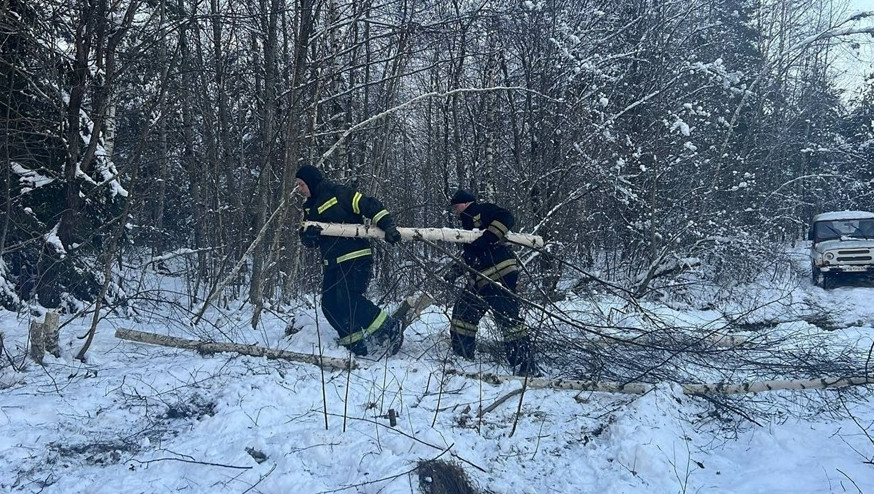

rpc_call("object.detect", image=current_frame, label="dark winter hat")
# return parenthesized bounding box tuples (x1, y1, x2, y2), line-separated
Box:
(295, 165, 324, 191)
(450, 189, 476, 205)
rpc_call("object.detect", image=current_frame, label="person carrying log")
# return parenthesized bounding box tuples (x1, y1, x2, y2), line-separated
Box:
(443, 189, 540, 376)
(295, 165, 403, 357)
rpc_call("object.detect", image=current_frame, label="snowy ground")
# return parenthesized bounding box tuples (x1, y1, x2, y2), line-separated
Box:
(1, 262, 873, 493)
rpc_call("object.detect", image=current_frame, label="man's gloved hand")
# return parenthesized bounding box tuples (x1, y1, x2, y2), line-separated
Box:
(384, 225, 402, 244)
(300, 225, 322, 247)
(462, 249, 479, 267)
(470, 230, 497, 252)
(443, 262, 465, 283)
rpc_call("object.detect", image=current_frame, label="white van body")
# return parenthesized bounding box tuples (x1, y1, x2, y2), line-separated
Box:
(808, 210, 874, 289)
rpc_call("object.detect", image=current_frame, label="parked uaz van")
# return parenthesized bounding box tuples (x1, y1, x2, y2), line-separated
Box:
(808, 211, 874, 289)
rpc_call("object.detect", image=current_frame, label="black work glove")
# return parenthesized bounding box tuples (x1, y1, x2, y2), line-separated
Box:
(470, 230, 497, 252)
(443, 262, 465, 283)
(462, 249, 479, 267)
(384, 224, 402, 244)
(300, 225, 322, 247)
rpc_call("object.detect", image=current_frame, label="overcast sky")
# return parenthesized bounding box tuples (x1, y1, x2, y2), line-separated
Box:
(836, 0, 874, 99)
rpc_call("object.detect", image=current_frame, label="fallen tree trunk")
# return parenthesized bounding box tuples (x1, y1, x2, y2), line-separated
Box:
(302, 221, 545, 248)
(115, 329, 355, 370)
(444, 370, 874, 395)
(681, 375, 874, 394)
(116, 329, 871, 395)
(582, 331, 748, 348)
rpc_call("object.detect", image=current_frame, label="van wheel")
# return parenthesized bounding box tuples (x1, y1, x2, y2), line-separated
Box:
(812, 266, 824, 287)
(812, 267, 835, 289)
(822, 272, 837, 289)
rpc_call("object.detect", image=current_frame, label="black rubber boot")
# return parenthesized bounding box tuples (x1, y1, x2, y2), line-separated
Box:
(346, 340, 368, 356)
(506, 338, 541, 377)
(515, 355, 541, 377)
(505, 338, 527, 366)
(368, 316, 403, 357)
(450, 331, 476, 360)
(383, 316, 404, 356)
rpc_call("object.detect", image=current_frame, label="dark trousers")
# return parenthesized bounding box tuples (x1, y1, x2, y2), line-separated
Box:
(321, 257, 383, 344)
(450, 270, 526, 343)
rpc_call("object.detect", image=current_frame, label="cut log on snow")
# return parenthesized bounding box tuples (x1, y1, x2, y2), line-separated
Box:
(444, 369, 874, 395)
(704, 333, 748, 347)
(681, 375, 874, 394)
(115, 329, 872, 396)
(302, 221, 545, 248)
(115, 328, 356, 370)
(442, 370, 654, 394)
(582, 331, 748, 348)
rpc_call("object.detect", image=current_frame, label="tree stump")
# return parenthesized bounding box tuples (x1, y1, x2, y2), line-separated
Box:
(44, 311, 60, 357)
(29, 320, 45, 364)
(28, 311, 61, 364)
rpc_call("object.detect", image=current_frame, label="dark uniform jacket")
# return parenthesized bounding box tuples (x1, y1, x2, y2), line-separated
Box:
(301, 180, 396, 266)
(459, 201, 519, 289)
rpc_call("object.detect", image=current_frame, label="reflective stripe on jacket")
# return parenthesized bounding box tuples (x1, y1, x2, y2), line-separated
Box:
(301, 181, 395, 265)
(459, 201, 518, 278)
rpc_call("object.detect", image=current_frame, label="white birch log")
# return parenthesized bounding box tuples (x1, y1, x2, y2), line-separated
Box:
(680, 375, 874, 395)
(115, 328, 356, 370)
(302, 221, 545, 248)
(703, 333, 748, 347)
(115, 329, 870, 395)
(582, 331, 748, 348)
(444, 369, 874, 395)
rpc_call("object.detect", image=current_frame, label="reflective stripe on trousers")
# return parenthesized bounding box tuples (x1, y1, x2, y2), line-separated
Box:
(338, 309, 388, 345)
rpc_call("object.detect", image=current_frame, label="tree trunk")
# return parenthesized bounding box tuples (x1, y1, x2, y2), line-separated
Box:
(28, 320, 44, 364)
(115, 328, 355, 370)
(248, 0, 283, 328)
(275, 0, 316, 300)
(302, 221, 545, 247)
(43, 310, 60, 357)
(444, 369, 874, 395)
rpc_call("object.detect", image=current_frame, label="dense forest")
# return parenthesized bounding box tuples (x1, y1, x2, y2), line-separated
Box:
(1, 0, 873, 323)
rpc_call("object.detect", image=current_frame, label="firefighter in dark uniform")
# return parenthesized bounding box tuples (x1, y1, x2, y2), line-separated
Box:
(443, 189, 538, 375)
(295, 165, 403, 357)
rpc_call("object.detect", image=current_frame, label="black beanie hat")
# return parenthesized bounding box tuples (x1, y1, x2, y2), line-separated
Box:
(450, 189, 476, 205)
(295, 165, 324, 191)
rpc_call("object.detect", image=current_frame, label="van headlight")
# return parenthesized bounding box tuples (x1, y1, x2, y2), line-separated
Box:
(825, 252, 835, 261)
